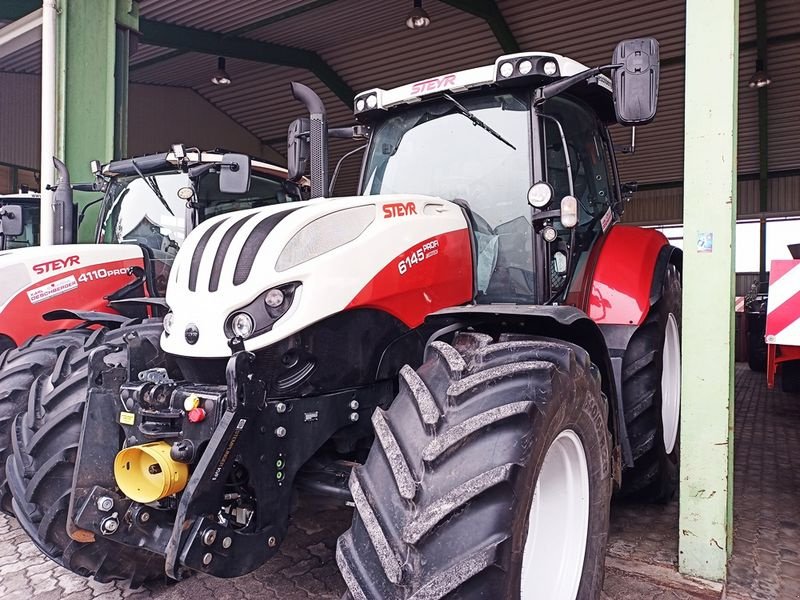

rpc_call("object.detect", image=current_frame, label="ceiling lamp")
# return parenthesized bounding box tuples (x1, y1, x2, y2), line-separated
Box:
(211, 57, 232, 85)
(406, 0, 431, 30)
(748, 59, 772, 89)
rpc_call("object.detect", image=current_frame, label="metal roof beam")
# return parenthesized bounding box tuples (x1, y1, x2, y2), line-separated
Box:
(440, 0, 519, 53)
(136, 18, 354, 106)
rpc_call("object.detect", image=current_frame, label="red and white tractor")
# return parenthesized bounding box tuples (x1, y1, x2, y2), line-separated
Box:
(2, 38, 681, 600)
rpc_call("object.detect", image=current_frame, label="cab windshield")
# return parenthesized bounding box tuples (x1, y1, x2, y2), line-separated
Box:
(99, 170, 293, 250)
(98, 170, 294, 295)
(362, 91, 534, 300)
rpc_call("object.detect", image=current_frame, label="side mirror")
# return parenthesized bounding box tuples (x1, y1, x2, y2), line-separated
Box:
(52, 157, 75, 245)
(612, 37, 659, 125)
(219, 153, 251, 194)
(287, 117, 310, 181)
(0, 205, 24, 237)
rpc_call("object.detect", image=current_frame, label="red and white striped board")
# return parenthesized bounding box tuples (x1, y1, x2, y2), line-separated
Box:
(765, 259, 800, 347)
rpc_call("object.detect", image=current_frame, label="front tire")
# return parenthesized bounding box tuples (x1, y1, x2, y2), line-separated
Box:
(6, 320, 166, 586)
(0, 328, 94, 513)
(337, 333, 612, 599)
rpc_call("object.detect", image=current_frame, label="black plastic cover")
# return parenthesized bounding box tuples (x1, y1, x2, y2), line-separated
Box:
(612, 38, 660, 125)
(0, 204, 23, 237)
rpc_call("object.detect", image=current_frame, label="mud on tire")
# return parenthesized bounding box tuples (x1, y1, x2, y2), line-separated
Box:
(6, 319, 167, 586)
(337, 332, 612, 599)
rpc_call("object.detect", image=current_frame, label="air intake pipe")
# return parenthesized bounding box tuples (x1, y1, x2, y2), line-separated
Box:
(290, 82, 329, 198)
(52, 157, 75, 245)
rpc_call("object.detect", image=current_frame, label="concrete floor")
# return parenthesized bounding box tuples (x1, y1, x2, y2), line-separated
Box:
(0, 364, 796, 599)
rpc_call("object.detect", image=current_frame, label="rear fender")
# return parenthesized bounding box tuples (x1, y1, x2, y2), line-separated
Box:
(587, 225, 681, 326)
(425, 305, 631, 473)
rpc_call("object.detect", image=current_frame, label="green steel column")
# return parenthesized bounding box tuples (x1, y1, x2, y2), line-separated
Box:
(680, 0, 738, 581)
(57, 0, 137, 241)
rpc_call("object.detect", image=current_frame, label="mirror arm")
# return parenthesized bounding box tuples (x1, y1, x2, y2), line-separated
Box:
(534, 64, 618, 106)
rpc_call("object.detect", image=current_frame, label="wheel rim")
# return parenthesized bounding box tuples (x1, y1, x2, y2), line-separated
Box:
(520, 429, 590, 600)
(661, 313, 681, 454)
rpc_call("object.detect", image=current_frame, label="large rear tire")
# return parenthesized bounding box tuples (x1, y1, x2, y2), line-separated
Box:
(0, 328, 94, 514)
(337, 333, 612, 599)
(6, 320, 167, 587)
(619, 263, 682, 502)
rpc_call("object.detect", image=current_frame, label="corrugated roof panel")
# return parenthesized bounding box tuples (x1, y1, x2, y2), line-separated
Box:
(622, 174, 800, 226)
(769, 175, 800, 215)
(246, 0, 460, 51)
(0, 72, 41, 169)
(765, 40, 800, 173)
(500, 0, 686, 64)
(130, 43, 178, 65)
(137, 0, 316, 32)
(0, 40, 41, 74)
(322, 6, 501, 92)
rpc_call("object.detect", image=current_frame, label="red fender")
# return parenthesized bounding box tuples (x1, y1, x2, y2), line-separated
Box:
(584, 225, 670, 326)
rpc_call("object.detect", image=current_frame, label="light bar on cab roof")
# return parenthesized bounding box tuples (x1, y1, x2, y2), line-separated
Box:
(353, 52, 609, 117)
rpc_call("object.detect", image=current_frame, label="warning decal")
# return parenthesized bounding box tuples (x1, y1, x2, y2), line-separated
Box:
(26, 275, 78, 304)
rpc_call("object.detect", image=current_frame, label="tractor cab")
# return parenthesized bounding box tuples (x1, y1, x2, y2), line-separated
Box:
(0, 191, 41, 250)
(347, 44, 658, 306)
(85, 148, 305, 295)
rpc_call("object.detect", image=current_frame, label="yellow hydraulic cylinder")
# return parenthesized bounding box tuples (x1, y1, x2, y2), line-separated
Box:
(114, 441, 188, 503)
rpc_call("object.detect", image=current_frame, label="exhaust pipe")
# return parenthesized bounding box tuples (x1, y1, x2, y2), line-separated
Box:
(52, 157, 75, 245)
(290, 82, 329, 198)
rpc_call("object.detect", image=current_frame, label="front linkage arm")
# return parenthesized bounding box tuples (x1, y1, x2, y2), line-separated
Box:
(68, 342, 374, 579)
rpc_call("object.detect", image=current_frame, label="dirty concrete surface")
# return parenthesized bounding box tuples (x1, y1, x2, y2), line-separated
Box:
(0, 364, 796, 599)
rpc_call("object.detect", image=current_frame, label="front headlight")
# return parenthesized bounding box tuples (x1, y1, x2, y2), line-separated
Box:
(224, 283, 300, 341)
(164, 312, 175, 336)
(230, 312, 255, 339)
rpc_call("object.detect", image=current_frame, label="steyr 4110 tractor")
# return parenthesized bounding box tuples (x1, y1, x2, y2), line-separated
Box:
(5, 38, 681, 599)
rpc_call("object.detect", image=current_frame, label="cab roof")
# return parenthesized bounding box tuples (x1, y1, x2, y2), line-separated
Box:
(353, 52, 615, 123)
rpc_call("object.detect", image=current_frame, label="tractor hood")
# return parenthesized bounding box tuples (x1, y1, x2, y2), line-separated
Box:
(162, 194, 473, 358)
(0, 244, 145, 344)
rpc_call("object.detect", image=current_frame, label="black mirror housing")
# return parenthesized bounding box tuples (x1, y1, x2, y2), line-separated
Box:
(287, 117, 310, 181)
(0, 205, 24, 237)
(612, 37, 660, 125)
(219, 153, 251, 194)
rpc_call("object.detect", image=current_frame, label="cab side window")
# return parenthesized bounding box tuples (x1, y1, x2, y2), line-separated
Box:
(542, 97, 614, 225)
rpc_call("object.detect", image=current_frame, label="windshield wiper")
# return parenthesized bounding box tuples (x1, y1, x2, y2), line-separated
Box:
(130, 159, 174, 216)
(442, 93, 516, 150)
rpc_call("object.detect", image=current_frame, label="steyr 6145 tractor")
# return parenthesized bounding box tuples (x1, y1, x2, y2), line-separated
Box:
(4, 38, 681, 599)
